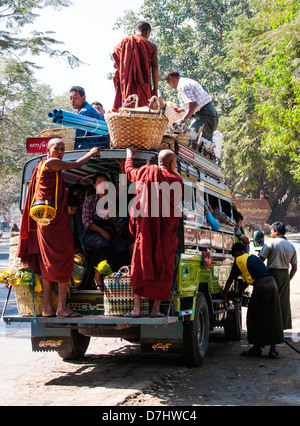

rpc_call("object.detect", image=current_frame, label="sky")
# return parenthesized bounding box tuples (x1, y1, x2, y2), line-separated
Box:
(23, 0, 144, 112)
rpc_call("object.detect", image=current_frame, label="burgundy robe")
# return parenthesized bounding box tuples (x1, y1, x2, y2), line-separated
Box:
(112, 34, 155, 112)
(125, 158, 183, 301)
(17, 159, 74, 283)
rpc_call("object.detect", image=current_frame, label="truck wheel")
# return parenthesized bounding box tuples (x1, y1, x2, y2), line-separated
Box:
(58, 330, 90, 360)
(224, 300, 242, 341)
(182, 292, 209, 367)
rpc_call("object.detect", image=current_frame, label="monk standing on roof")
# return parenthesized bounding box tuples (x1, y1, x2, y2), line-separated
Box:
(17, 139, 100, 318)
(125, 147, 183, 317)
(112, 21, 159, 112)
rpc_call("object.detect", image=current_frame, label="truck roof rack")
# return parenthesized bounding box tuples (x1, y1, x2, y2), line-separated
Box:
(162, 136, 222, 180)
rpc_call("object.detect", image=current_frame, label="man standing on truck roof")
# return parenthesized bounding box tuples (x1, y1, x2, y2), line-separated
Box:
(163, 69, 218, 143)
(17, 138, 100, 318)
(112, 21, 159, 112)
(69, 86, 108, 149)
(124, 147, 183, 318)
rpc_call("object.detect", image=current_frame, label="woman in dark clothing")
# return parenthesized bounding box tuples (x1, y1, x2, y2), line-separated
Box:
(223, 243, 284, 359)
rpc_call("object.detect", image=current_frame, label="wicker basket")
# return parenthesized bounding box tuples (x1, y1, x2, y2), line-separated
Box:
(164, 101, 185, 129)
(9, 235, 28, 271)
(40, 127, 76, 151)
(105, 96, 168, 150)
(13, 285, 58, 317)
(104, 266, 149, 316)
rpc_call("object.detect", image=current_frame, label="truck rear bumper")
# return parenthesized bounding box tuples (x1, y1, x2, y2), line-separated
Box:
(3, 315, 183, 354)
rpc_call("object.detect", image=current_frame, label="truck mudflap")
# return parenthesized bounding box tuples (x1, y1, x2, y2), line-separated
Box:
(32, 336, 72, 353)
(31, 321, 74, 353)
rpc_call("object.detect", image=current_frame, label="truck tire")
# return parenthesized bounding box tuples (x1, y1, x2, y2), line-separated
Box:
(182, 292, 209, 367)
(58, 330, 90, 360)
(224, 300, 242, 341)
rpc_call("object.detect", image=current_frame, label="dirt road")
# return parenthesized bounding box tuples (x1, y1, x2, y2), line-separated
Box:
(0, 235, 299, 406)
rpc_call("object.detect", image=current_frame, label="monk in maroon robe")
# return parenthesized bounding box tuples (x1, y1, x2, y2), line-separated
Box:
(125, 147, 183, 317)
(17, 139, 100, 318)
(112, 21, 159, 112)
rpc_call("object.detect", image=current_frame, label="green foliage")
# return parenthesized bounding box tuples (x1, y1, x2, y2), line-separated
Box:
(0, 57, 70, 213)
(115, 0, 299, 221)
(220, 0, 300, 220)
(0, 1, 81, 68)
(115, 0, 251, 113)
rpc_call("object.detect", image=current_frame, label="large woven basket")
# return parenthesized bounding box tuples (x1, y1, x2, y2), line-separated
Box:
(104, 266, 149, 316)
(9, 235, 28, 271)
(105, 96, 168, 150)
(13, 285, 58, 317)
(40, 127, 76, 151)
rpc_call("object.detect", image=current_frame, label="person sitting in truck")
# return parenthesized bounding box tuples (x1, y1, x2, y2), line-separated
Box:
(82, 172, 131, 289)
(67, 193, 84, 253)
(124, 147, 183, 318)
(233, 210, 250, 251)
(17, 138, 100, 318)
(69, 86, 109, 149)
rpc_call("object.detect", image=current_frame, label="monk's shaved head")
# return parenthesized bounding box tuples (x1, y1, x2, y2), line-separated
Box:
(47, 138, 65, 160)
(47, 138, 64, 149)
(158, 149, 177, 172)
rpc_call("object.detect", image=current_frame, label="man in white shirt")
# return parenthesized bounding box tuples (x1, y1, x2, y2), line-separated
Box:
(259, 221, 297, 329)
(163, 69, 218, 142)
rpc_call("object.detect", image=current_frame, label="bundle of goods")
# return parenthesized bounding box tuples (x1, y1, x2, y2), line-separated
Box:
(40, 127, 76, 151)
(0, 266, 57, 317)
(164, 122, 199, 148)
(105, 95, 168, 150)
(199, 137, 216, 154)
(103, 266, 149, 316)
(48, 109, 108, 136)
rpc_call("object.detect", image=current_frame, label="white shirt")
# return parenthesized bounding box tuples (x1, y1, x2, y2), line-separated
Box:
(260, 236, 297, 269)
(177, 77, 211, 113)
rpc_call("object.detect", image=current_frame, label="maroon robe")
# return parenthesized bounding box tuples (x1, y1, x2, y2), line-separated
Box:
(125, 158, 183, 301)
(17, 159, 74, 283)
(112, 34, 155, 112)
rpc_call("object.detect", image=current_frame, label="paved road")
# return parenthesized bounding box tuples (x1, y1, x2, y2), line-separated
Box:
(0, 234, 299, 406)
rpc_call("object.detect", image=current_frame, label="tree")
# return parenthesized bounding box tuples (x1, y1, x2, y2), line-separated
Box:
(114, 0, 250, 113)
(220, 0, 300, 222)
(0, 1, 80, 214)
(0, 0, 81, 69)
(0, 58, 70, 213)
(115, 0, 299, 222)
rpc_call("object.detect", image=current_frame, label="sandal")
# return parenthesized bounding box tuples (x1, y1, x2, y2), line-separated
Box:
(241, 347, 262, 357)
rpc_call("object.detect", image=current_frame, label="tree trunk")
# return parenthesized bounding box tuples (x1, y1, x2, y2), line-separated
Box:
(267, 186, 297, 224)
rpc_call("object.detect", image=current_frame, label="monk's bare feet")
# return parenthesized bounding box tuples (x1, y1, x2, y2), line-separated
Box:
(56, 308, 82, 319)
(94, 270, 104, 290)
(150, 311, 165, 318)
(42, 307, 56, 317)
(124, 309, 142, 318)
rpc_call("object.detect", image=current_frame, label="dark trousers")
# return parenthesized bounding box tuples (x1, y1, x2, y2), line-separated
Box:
(190, 102, 219, 141)
(83, 230, 131, 271)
